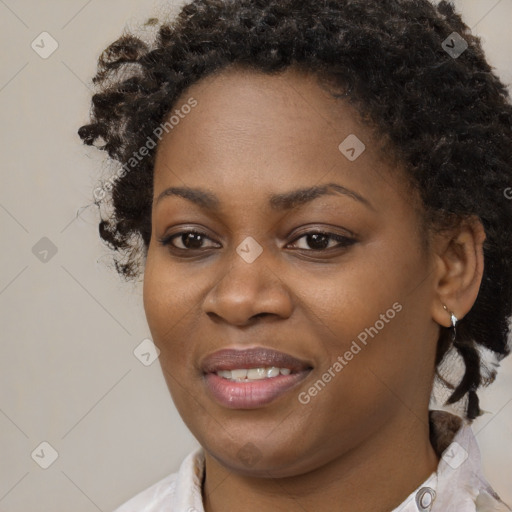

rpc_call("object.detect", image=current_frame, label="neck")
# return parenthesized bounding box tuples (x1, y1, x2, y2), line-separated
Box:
(202, 412, 440, 512)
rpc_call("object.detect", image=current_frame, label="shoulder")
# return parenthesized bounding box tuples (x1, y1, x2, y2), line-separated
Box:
(429, 410, 511, 512)
(475, 490, 512, 512)
(112, 471, 179, 512)
(111, 447, 205, 512)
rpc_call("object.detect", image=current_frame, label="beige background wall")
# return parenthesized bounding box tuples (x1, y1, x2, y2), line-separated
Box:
(0, 1, 511, 510)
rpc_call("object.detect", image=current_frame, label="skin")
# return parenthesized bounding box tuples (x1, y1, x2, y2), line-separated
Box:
(142, 65, 486, 512)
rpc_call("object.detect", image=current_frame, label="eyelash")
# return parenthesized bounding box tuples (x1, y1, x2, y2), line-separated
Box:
(158, 228, 356, 255)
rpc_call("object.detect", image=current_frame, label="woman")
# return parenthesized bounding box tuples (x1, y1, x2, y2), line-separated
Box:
(78, 0, 512, 510)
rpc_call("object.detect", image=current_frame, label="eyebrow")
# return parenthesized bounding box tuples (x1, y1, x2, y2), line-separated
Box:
(155, 182, 374, 212)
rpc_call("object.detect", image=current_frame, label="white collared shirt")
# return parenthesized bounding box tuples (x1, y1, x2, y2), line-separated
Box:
(112, 411, 510, 512)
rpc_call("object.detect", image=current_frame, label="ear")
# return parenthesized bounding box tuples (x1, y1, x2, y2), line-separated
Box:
(430, 215, 486, 328)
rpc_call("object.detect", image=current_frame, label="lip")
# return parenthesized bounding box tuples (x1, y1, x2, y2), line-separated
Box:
(201, 347, 313, 409)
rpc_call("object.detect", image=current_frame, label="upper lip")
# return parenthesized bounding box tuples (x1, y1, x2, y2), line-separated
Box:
(201, 347, 313, 374)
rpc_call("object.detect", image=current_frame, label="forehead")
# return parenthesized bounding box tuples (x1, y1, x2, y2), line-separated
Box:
(153, 65, 412, 213)
(157, 65, 368, 157)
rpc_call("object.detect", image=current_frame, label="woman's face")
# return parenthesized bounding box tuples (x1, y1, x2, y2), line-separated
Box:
(143, 66, 441, 477)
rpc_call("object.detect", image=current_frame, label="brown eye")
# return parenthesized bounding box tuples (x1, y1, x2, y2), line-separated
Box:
(159, 230, 219, 251)
(288, 231, 356, 251)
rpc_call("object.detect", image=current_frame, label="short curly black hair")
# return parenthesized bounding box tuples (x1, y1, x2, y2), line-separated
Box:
(78, 0, 512, 420)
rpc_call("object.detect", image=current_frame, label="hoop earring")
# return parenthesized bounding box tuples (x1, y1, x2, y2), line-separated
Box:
(442, 304, 458, 341)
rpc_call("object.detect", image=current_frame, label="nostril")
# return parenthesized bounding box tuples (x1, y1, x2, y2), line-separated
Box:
(250, 312, 271, 322)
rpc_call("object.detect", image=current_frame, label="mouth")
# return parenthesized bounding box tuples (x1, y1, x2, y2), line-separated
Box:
(201, 347, 313, 409)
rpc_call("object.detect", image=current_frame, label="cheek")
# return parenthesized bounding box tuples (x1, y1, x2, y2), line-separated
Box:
(142, 249, 198, 353)
(302, 241, 431, 392)
(142, 254, 200, 410)
(316, 292, 434, 424)
(299, 252, 409, 343)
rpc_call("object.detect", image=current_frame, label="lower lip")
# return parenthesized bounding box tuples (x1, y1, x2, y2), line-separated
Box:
(204, 371, 311, 409)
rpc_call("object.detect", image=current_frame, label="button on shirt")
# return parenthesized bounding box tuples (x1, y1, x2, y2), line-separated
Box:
(112, 411, 511, 512)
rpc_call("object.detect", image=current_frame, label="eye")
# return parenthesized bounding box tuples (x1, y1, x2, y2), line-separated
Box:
(158, 229, 219, 251)
(287, 231, 356, 252)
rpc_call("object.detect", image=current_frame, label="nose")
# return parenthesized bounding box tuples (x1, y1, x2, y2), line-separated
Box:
(202, 246, 294, 326)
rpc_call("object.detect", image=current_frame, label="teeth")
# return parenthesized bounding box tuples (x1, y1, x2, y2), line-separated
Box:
(216, 367, 293, 381)
(266, 367, 280, 378)
(230, 369, 248, 379)
(247, 368, 266, 379)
